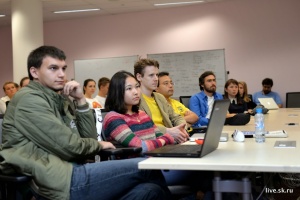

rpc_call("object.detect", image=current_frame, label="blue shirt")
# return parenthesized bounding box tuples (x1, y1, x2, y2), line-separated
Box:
(189, 91, 223, 126)
(252, 91, 282, 105)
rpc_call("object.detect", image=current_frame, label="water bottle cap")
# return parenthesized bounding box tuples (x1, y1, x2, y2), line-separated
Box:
(256, 108, 263, 113)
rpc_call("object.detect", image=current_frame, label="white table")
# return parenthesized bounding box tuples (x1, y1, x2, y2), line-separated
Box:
(139, 109, 300, 173)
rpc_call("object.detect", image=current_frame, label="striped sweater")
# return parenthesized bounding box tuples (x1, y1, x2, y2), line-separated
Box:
(103, 110, 174, 153)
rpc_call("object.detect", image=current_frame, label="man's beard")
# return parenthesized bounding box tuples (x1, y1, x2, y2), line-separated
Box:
(204, 86, 216, 93)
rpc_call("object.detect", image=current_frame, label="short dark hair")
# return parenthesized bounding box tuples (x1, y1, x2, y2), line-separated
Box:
(83, 79, 96, 94)
(105, 71, 139, 114)
(199, 71, 215, 91)
(157, 71, 169, 87)
(262, 78, 273, 87)
(27, 46, 66, 80)
(134, 58, 159, 77)
(98, 77, 110, 90)
(19, 77, 29, 87)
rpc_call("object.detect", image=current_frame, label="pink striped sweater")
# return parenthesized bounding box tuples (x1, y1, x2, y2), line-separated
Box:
(103, 110, 174, 153)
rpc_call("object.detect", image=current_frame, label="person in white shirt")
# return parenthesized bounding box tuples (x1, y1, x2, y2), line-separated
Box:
(83, 79, 102, 109)
(0, 99, 5, 114)
(0, 81, 19, 113)
(1, 81, 18, 103)
(95, 77, 110, 108)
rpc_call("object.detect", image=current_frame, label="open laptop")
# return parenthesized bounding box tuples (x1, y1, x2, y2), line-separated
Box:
(145, 99, 230, 158)
(258, 98, 279, 110)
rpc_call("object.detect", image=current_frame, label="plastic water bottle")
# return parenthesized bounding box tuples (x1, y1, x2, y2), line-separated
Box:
(255, 108, 265, 143)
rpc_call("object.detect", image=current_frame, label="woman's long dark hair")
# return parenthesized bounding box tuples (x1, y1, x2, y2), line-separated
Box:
(105, 71, 139, 114)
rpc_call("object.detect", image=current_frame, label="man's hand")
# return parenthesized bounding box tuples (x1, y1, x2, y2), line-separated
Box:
(63, 81, 86, 105)
(166, 123, 189, 144)
(99, 141, 116, 149)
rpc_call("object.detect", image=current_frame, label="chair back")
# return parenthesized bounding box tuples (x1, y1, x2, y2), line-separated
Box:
(93, 108, 110, 141)
(286, 92, 300, 108)
(179, 96, 191, 108)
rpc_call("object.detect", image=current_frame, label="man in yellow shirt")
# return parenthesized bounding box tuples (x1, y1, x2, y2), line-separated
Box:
(156, 71, 198, 127)
(134, 58, 189, 144)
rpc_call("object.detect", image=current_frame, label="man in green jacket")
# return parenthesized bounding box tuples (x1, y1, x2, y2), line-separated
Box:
(0, 46, 171, 200)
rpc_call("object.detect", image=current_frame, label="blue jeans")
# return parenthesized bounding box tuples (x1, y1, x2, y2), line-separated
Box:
(69, 157, 171, 200)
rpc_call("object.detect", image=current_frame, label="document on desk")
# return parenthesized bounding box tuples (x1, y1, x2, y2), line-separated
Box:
(241, 130, 288, 138)
(274, 141, 296, 148)
(190, 133, 228, 142)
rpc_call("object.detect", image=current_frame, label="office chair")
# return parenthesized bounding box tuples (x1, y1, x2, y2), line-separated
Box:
(179, 96, 191, 108)
(286, 92, 300, 108)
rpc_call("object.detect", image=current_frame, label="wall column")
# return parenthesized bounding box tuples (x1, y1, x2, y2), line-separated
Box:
(11, 0, 43, 83)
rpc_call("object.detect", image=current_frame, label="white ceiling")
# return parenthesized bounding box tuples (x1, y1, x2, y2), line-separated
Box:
(0, 0, 234, 27)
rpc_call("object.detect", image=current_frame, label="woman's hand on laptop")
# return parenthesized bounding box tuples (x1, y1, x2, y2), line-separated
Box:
(166, 123, 189, 144)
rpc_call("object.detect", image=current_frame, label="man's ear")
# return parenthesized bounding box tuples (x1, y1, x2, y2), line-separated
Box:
(136, 73, 142, 82)
(30, 67, 38, 79)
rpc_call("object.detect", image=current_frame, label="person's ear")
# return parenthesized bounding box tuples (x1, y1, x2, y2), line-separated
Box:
(30, 67, 39, 79)
(136, 73, 142, 82)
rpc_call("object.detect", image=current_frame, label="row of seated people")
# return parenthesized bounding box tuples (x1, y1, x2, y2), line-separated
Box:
(0, 46, 279, 199)
(0, 47, 214, 200)
(189, 73, 282, 127)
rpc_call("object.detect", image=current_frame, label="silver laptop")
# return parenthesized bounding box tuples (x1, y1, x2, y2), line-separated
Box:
(145, 99, 230, 158)
(258, 98, 279, 110)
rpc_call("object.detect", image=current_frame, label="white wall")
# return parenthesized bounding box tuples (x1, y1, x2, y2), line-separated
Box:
(1, 0, 300, 106)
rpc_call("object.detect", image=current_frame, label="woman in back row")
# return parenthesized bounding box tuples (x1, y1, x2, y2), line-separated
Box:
(224, 79, 248, 114)
(83, 79, 103, 109)
(238, 81, 257, 111)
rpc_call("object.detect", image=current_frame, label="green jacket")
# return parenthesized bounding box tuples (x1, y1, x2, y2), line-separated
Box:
(0, 81, 102, 200)
(139, 92, 186, 133)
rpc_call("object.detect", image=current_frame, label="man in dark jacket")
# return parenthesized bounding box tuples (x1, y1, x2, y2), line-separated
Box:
(0, 46, 171, 200)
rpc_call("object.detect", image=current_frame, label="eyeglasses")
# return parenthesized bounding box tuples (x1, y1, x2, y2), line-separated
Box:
(162, 82, 175, 86)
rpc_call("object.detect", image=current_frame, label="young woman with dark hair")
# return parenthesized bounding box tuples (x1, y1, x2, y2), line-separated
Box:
(224, 79, 248, 115)
(104, 71, 174, 153)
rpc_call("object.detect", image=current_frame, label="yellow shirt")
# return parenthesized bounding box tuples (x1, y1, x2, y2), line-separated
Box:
(142, 94, 164, 127)
(169, 98, 189, 117)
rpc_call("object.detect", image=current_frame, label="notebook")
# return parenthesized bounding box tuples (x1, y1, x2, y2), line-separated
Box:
(145, 99, 230, 158)
(258, 98, 279, 110)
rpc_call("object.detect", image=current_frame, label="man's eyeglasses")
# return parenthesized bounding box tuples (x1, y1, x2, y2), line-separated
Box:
(162, 82, 175, 86)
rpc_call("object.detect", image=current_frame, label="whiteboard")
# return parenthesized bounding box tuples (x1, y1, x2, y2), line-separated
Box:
(74, 55, 138, 96)
(148, 49, 226, 97)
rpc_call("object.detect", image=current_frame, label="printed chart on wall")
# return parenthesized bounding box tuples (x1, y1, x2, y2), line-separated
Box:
(74, 55, 138, 95)
(148, 49, 226, 97)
